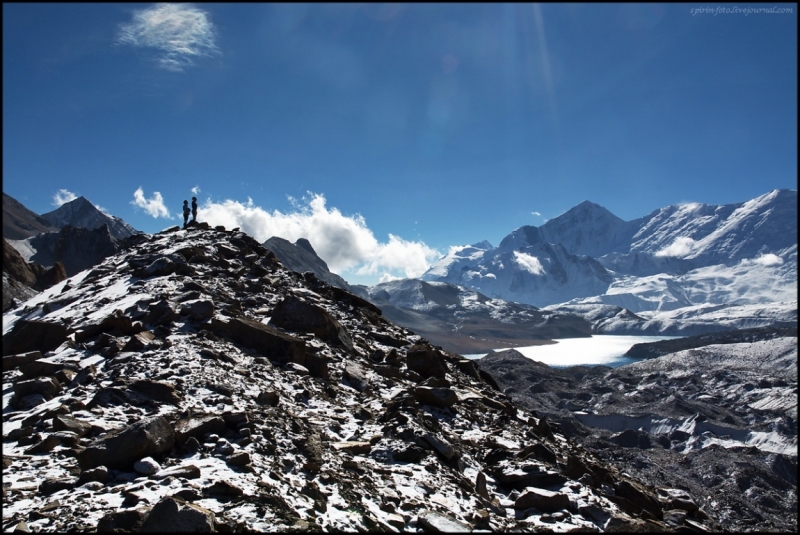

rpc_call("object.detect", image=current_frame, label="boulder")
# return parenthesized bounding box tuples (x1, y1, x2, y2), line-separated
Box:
(3, 320, 67, 356)
(269, 295, 354, 352)
(223, 317, 306, 366)
(52, 415, 92, 438)
(612, 479, 663, 519)
(13, 376, 61, 401)
(77, 415, 175, 470)
(611, 429, 652, 449)
(173, 415, 226, 444)
(139, 497, 215, 533)
(97, 510, 148, 533)
(406, 344, 448, 379)
(343, 362, 371, 392)
(413, 386, 458, 408)
(2, 351, 43, 372)
(514, 488, 571, 512)
(130, 379, 181, 404)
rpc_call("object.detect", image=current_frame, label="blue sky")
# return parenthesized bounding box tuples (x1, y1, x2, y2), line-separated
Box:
(3, 3, 797, 285)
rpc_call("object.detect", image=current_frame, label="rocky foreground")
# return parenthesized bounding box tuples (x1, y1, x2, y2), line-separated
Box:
(478, 335, 798, 533)
(2, 224, 719, 532)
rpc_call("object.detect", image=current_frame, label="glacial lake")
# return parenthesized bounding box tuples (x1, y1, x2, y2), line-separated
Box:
(463, 335, 682, 368)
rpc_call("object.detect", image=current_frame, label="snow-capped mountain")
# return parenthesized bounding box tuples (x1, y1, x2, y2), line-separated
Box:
(422, 189, 797, 317)
(425, 233, 614, 308)
(40, 196, 139, 240)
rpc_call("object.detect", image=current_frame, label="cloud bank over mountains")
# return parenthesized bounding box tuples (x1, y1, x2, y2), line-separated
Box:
(198, 193, 440, 283)
(123, 188, 439, 283)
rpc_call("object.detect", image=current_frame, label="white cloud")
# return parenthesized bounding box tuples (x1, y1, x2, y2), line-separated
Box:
(191, 185, 201, 196)
(131, 187, 172, 219)
(513, 251, 545, 275)
(655, 236, 696, 258)
(53, 189, 77, 207)
(531, 211, 542, 217)
(117, 4, 219, 72)
(751, 253, 784, 267)
(198, 193, 441, 281)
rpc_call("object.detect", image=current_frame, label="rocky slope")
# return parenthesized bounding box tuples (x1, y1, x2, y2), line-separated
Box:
(477, 335, 798, 533)
(2, 224, 714, 532)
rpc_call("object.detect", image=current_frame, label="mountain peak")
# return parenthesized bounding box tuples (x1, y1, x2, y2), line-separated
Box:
(40, 196, 138, 240)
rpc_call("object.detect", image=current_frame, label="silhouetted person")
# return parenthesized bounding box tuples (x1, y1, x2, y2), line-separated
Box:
(191, 197, 198, 222)
(183, 200, 190, 227)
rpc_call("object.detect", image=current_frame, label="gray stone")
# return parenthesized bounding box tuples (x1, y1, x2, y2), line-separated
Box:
(134, 456, 161, 475)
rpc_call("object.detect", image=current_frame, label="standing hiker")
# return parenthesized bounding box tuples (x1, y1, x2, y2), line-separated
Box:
(183, 200, 190, 227)
(191, 197, 198, 222)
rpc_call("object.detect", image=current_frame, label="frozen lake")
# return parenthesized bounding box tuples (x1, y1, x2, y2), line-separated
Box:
(464, 335, 681, 368)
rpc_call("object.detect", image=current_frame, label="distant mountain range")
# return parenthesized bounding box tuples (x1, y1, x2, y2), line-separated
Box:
(4, 189, 796, 346)
(422, 189, 797, 311)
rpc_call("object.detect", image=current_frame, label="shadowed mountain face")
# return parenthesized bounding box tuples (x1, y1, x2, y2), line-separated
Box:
(2, 238, 66, 311)
(2, 193, 59, 240)
(263, 236, 351, 291)
(2, 224, 720, 532)
(25, 224, 130, 277)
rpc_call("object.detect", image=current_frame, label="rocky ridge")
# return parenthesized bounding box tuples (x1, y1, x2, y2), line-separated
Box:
(2, 224, 714, 532)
